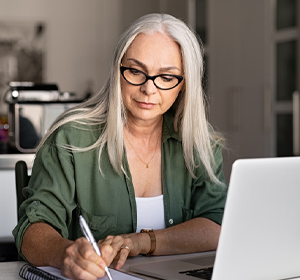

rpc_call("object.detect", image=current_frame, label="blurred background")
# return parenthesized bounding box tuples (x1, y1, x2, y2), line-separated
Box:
(0, 0, 299, 260)
(0, 0, 298, 178)
(0, 0, 297, 180)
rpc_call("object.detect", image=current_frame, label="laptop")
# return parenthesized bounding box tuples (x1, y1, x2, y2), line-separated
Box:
(130, 157, 300, 280)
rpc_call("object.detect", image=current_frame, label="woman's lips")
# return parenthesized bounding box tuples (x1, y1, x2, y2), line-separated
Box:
(136, 101, 156, 109)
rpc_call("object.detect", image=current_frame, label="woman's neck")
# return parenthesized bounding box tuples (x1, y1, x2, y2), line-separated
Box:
(125, 115, 163, 141)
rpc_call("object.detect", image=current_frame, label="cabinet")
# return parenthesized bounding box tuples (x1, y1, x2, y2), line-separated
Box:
(0, 170, 18, 238)
(0, 154, 34, 239)
(0, 169, 19, 261)
(0, 154, 33, 261)
(207, 0, 300, 180)
(207, 0, 272, 180)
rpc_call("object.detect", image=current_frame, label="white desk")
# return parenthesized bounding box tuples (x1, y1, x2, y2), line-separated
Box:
(0, 253, 203, 280)
(3, 252, 300, 280)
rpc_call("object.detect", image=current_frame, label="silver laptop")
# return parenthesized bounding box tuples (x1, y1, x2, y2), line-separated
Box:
(130, 157, 300, 280)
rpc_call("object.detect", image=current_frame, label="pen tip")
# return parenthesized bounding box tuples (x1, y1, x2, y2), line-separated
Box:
(105, 268, 113, 280)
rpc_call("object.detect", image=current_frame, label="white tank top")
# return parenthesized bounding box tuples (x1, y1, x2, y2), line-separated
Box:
(135, 195, 166, 233)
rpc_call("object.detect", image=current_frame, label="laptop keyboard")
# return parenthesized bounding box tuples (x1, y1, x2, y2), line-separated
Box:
(179, 267, 213, 279)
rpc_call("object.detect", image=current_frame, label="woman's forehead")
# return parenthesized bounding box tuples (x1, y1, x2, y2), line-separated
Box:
(124, 32, 182, 71)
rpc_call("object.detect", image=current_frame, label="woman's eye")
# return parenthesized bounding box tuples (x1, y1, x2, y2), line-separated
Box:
(161, 75, 174, 82)
(129, 68, 142, 75)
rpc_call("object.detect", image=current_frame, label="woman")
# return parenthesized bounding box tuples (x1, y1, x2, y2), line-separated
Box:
(13, 13, 227, 280)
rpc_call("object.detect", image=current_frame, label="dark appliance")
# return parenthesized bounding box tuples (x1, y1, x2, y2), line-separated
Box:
(5, 82, 81, 153)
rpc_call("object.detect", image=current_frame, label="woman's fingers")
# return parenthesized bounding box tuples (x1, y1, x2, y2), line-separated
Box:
(99, 235, 125, 256)
(98, 233, 145, 270)
(99, 244, 115, 267)
(61, 237, 108, 280)
(115, 245, 131, 270)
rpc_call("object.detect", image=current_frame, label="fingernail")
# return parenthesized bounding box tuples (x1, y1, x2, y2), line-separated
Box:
(99, 262, 107, 270)
(115, 264, 121, 270)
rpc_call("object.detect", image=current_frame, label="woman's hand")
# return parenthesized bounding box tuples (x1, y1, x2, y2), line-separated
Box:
(22, 223, 115, 280)
(61, 237, 114, 280)
(98, 232, 151, 270)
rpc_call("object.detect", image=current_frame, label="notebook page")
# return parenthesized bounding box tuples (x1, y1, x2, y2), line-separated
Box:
(39, 266, 144, 280)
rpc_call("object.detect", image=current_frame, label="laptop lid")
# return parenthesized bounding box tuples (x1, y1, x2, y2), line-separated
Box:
(130, 157, 300, 280)
(212, 156, 300, 280)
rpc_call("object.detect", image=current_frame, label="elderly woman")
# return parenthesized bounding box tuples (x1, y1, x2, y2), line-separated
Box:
(13, 13, 227, 280)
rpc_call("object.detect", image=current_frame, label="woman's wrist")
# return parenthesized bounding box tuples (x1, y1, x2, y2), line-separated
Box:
(140, 229, 156, 255)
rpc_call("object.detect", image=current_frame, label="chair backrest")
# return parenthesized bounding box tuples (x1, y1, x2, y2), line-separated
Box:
(15, 160, 30, 221)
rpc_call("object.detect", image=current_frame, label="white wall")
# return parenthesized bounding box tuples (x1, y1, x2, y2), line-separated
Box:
(0, 0, 188, 106)
(0, 0, 121, 102)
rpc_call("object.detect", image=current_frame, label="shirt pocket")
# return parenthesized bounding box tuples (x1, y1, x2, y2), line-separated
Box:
(182, 207, 194, 222)
(79, 207, 117, 240)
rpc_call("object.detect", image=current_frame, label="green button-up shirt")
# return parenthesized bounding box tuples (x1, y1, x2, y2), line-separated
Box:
(13, 111, 227, 257)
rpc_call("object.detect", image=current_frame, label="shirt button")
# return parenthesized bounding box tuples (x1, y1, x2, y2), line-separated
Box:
(169, 219, 173, 224)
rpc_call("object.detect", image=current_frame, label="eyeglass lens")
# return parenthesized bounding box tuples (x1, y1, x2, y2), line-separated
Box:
(122, 67, 182, 90)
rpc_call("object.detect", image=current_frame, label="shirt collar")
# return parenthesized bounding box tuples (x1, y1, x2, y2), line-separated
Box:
(162, 110, 181, 143)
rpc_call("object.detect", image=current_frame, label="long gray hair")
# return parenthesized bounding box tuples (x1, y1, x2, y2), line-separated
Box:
(39, 13, 223, 183)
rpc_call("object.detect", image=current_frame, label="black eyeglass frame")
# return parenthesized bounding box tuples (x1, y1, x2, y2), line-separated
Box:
(120, 66, 184, 90)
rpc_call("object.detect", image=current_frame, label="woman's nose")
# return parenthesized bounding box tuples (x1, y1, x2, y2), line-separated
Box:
(140, 79, 158, 95)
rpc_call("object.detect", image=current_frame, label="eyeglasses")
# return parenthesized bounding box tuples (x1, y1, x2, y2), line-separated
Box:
(120, 66, 183, 90)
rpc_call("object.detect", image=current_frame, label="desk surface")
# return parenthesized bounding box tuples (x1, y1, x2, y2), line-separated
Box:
(0, 254, 300, 280)
(0, 253, 203, 280)
(3, 252, 300, 280)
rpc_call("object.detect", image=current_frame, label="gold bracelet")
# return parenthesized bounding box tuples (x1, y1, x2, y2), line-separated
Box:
(140, 229, 156, 255)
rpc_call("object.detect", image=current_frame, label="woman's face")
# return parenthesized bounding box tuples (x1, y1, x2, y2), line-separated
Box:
(121, 31, 183, 124)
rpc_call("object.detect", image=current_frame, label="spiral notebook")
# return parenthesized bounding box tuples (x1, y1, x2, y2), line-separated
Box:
(19, 263, 144, 280)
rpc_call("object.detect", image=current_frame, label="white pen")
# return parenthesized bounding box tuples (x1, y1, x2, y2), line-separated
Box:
(79, 215, 113, 280)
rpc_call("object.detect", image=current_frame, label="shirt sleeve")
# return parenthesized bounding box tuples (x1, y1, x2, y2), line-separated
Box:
(12, 132, 77, 259)
(191, 144, 228, 225)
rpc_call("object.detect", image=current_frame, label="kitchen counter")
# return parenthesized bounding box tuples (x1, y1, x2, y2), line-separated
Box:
(0, 153, 35, 170)
(0, 142, 35, 170)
